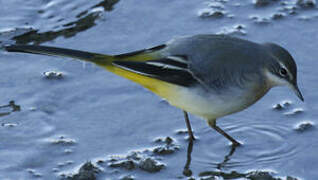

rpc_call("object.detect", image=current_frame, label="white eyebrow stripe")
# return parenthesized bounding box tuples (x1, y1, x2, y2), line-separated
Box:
(167, 56, 188, 64)
(113, 63, 154, 77)
(146, 61, 188, 71)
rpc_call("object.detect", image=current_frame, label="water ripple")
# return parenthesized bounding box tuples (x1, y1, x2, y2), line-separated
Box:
(197, 122, 300, 169)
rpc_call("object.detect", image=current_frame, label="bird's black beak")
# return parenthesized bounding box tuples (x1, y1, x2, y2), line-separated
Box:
(292, 84, 304, 102)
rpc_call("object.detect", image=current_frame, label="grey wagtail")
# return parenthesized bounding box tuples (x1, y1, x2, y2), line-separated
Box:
(5, 34, 304, 146)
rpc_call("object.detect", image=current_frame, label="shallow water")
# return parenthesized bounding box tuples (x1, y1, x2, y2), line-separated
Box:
(0, 0, 317, 179)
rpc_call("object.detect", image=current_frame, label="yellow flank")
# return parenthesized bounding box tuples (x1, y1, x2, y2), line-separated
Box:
(90, 52, 181, 100)
(103, 65, 179, 100)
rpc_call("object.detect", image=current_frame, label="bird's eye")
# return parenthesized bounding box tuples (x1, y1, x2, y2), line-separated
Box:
(279, 68, 287, 77)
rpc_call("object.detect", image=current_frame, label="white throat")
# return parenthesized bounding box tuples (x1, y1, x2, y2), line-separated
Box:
(264, 69, 289, 87)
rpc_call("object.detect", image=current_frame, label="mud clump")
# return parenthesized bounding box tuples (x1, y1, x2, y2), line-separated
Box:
(253, 0, 272, 6)
(198, 0, 229, 18)
(294, 121, 314, 132)
(297, 0, 316, 8)
(253, 0, 280, 6)
(198, 9, 226, 18)
(108, 151, 165, 173)
(272, 101, 292, 110)
(63, 162, 100, 180)
(109, 159, 136, 170)
(139, 158, 165, 173)
(51, 135, 76, 146)
(271, 12, 286, 20)
(217, 24, 247, 36)
(284, 108, 304, 116)
(43, 71, 64, 79)
(250, 15, 271, 24)
(120, 175, 135, 180)
(153, 136, 179, 155)
(199, 170, 299, 180)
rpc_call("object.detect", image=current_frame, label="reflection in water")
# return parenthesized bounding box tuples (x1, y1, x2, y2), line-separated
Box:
(216, 145, 237, 170)
(181, 124, 302, 179)
(183, 139, 193, 177)
(13, 0, 119, 45)
(183, 139, 238, 177)
(182, 140, 296, 179)
(0, 100, 21, 117)
(199, 170, 246, 179)
(198, 169, 286, 179)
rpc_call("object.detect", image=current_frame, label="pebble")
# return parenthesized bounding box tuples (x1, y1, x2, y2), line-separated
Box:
(207, 2, 225, 9)
(198, 8, 226, 18)
(273, 101, 292, 110)
(108, 149, 166, 173)
(198, 170, 299, 179)
(2, 123, 18, 127)
(66, 162, 100, 180)
(153, 136, 179, 155)
(284, 108, 304, 116)
(109, 159, 136, 170)
(247, 171, 276, 179)
(120, 175, 135, 180)
(26, 168, 42, 178)
(294, 121, 314, 132)
(176, 129, 188, 135)
(253, 0, 273, 6)
(273, 103, 283, 110)
(271, 12, 286, 20)
(43, 71, 64, 79)
(297, 0, 316, 8)
(250, 15, 271, 24)
(51, 136, 76, 145)
(200, 176, 216, 180)
(64, 148, 74, 154)
(287, 176, 299, 180)
(153, 145, 179, 155)
(138, 158, 165, 173)
(154, 136, 173, 144)
(217, 24, 247, 36)
(279, 5, 298, 15)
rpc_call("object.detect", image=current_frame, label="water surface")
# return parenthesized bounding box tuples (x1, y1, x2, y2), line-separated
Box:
(0, 0, 317, 179)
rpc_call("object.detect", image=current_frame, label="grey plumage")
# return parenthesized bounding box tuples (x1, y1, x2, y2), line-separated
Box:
(161, 35, 275, 90)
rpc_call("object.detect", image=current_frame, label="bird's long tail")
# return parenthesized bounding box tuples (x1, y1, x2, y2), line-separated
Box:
(4, 44, 178, 99)
(5, 45, 114, 66)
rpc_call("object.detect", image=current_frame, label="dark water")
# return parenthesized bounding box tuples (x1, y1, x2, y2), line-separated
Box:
(0, 0, 317, 179)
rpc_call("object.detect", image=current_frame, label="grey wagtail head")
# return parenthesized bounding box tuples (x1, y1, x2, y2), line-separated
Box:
(263, 43, 304, 101)
(5, 34, 303, 147)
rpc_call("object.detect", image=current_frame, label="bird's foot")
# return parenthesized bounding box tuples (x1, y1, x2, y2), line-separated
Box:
(231, 141, 241, 147)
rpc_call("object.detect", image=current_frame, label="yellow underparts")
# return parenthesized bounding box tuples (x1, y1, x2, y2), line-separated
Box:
(91, 53, 181, 101)
(103, 65, 180, 101)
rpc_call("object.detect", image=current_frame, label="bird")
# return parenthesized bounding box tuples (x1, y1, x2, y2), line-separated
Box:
(5, 34, 304, 146)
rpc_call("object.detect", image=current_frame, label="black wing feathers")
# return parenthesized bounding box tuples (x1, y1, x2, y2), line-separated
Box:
(114, 45, 166, 58)
(113, 56, 197, 87)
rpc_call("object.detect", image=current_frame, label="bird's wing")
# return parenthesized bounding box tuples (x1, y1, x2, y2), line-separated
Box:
(112, 55, 200, 87)
(163, 34, 266, 90)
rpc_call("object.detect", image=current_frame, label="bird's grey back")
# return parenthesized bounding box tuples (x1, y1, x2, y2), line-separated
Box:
(163, 35, 274, 90)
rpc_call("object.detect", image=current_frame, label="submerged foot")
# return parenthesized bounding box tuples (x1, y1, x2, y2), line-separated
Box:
(231, 140, 241, 147)
(189, 134, 196, 141)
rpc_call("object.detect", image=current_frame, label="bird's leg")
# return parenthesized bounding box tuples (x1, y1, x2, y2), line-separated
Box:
(183, 137, 194, 177)
(183, 111, 195, 141)
(208, 119, 240, 146)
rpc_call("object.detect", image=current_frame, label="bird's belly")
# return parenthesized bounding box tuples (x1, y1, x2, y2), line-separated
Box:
(167, 86, 265, 120)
